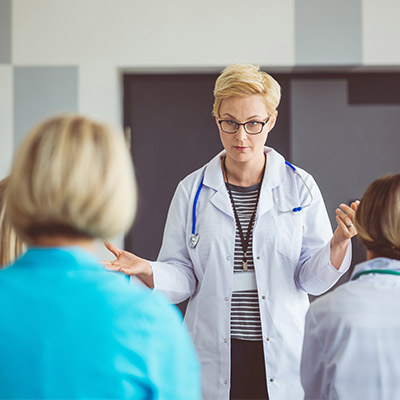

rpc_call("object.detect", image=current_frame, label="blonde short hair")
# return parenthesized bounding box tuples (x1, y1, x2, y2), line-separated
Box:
(0, 177, 26, 267)
(212, 64, 281, 117)
(355, 174, 400, 260)
(7, 114, 136, 242)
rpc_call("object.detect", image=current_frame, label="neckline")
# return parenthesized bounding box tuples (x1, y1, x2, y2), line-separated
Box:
(222, 154, 266, 187)
(226, 182, 261, 191)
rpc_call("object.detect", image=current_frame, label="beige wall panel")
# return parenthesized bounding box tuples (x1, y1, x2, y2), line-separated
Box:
(13, 0, 295, 66)
(0, 66, 13, 179)
(362, 0, 400, 64)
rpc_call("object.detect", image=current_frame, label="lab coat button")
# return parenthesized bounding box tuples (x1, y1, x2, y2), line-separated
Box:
(262, 296, 266, 300)
(257, 256, 261, 260)
(270, 378, 274, 383)
(224, 297, 229, 301)
(224, 338, 228, 343)
(224, 380, 228, 385)
(226, 255, 231, 261)
(266, 337, 270, 342)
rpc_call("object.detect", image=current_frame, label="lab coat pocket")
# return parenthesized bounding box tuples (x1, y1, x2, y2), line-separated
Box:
(274, 212, 303, 262)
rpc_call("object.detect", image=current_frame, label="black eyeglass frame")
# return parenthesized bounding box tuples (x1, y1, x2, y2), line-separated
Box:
(218, 117, 270, 135)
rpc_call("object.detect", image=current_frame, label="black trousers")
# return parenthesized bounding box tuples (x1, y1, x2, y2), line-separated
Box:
(230, 339, 269, 400)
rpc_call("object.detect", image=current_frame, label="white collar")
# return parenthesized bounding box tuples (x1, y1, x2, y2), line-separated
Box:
(201, 147, 288, 219)
(351, 257, 400, 279)
(203, 146, 287, 191)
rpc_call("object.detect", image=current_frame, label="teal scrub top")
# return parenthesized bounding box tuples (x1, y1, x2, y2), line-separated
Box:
(0, 247, 200, 399)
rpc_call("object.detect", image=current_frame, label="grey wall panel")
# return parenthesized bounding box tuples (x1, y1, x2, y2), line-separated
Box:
(0, 0, 11, 63)
(291, 79, 400, 227)
(14, 66, 78, 149)
(295, 0, 362, 65)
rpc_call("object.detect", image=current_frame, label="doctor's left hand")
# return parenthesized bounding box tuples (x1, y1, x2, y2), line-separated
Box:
(329, 200, 359, 270)
(103, 241, 154, 288)
(333, 200, 360, 243)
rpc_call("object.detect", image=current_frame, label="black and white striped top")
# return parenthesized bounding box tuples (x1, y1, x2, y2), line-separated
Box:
(227, 183, 263, 341)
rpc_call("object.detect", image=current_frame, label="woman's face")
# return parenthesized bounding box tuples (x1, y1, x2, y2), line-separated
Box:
(216, 94, 277, 165)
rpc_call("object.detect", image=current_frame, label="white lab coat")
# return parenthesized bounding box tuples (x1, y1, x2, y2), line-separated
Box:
(301, 257, 400, 400)
(150, 147, 351, 400)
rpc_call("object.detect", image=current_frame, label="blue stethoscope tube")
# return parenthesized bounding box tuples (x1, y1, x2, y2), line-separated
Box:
(276, 161, 313, 213)
(284, 162, 302, 212)
(189, 160, 313, 248)
(190, 176, 204, 248)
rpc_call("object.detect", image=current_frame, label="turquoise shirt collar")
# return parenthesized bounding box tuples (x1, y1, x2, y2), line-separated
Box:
(21, 246, 100, 269)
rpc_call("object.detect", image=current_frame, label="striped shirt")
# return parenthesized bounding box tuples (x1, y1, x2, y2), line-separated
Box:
(227, 182, 263, 341)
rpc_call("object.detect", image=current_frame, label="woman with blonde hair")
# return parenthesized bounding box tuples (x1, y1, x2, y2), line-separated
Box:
(0, 176, 25, 267)
(0, 114, 200, 399)
(301, 173, 400, 400)
(105, 64, 357, 399)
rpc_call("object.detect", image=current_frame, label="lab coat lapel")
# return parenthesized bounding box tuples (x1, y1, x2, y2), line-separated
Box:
(203, 150, 234, 219)
(257, 147, 287, 218)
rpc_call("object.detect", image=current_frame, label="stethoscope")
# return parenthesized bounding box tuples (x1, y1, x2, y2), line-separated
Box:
(352, 269, 400, 280)
(190, 160, 313, 248)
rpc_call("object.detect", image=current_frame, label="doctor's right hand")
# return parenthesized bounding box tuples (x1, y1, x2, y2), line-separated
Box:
(103, 241, 154, 288)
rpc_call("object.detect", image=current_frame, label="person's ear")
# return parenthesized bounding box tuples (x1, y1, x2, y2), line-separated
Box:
(267, 111, 278, 132)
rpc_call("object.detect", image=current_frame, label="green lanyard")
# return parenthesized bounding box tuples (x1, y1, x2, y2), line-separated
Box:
(352, 269, 400, 281)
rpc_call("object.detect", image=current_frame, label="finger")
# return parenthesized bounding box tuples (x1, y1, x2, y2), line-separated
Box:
(118, 267, 137, 276)
(338, 203, 355, 214)
(336, 207, 351, 220)
(336, 215, 352, 233)
(336, 210, 353, 228)
(104, 241, 121, 257)
(351, 200, 360, 211)
(102, 260, 120, 269)
(104, 263, 121, 272)
(337, 214, 357, 237)
(337, 204, 357, 218)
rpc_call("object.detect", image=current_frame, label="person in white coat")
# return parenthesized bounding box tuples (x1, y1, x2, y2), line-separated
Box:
(301, 173, 400, 400)
(105, 64, 358, 399)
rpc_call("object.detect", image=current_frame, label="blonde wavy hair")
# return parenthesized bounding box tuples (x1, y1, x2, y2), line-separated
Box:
(212, 64, 281, 117)
(355, 174, 400, 260)
(7, 114, 136, 242)
(0, 177, 26, 267)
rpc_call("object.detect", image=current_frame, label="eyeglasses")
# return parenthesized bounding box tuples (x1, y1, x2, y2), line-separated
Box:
(218, 117, 270, 135)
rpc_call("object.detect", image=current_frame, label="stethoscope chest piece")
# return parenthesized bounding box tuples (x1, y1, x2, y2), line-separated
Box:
(190, 233, 200, 248)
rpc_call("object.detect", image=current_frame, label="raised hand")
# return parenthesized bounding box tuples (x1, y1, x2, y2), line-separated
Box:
(333, 200, 360, 243)
(103, 241, 154, 287)
(330, 200, 359, 269)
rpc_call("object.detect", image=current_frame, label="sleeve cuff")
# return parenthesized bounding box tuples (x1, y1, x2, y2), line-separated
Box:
(327, 238, 352, 273)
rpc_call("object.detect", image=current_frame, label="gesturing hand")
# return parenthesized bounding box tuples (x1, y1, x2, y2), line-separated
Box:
(103, 241, 154, 287)
(329, 200, 360, 270)
(333, 200, 360, 244)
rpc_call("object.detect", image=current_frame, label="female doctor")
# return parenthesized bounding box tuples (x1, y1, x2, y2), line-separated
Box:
(105, 64, 358, 400)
